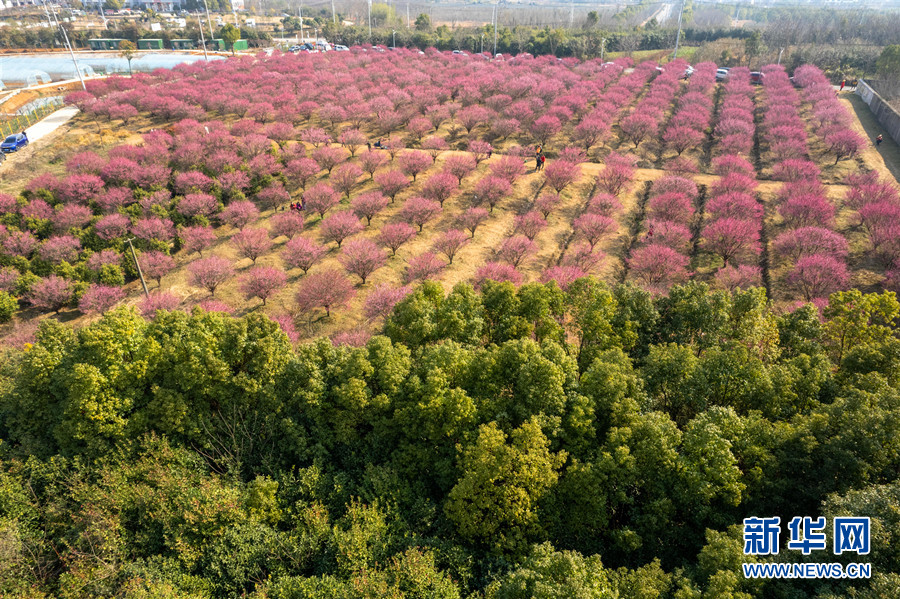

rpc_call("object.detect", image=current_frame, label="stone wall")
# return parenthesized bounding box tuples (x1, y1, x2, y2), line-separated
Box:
(857, 79, 900, 146)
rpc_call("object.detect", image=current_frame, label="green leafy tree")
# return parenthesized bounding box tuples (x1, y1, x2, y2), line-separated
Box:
(486, 542, 615, 599)
(876, 45, 900, 79)
(445, 420, 566, 554)
(219, 23, 241, 55)
(0, 290, 16, 323)
(118, 39, 136, 76)
(823, 289, 899, 363)
(744, 30, 762, 67)
(415, 13, 432, 31)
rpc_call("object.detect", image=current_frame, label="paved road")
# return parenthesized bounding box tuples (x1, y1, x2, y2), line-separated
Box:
(23, 106, 79, 143)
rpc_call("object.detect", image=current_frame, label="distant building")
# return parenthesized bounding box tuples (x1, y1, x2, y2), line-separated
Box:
(80, 0, 184, 11)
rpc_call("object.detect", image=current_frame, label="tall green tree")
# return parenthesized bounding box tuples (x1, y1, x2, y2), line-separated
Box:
(219, 23, 241, 55)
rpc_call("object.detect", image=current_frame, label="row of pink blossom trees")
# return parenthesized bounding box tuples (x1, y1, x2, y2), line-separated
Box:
(619, 59, 689, 153)
(662, 62, 717, 170)
(792, 64, 866, 165)
(759, 66, 852, 302)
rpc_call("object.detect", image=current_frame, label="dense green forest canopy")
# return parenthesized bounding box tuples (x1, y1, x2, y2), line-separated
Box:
(1, 279, 899, 598)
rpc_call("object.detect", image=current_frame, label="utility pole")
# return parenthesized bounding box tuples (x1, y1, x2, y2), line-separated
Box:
(44, 0, 86, 90)
(392, 30, 396, 47)
(368, 0, 372, 39)
(601, 37, 606, 62)
(202, 0, 215, 44)
(569, 0, 574, 28)
(198, 15, 209, 61)
(407, 3, 410, 28)
(126, 238, 150, 298)
(299, 1, 304, 43)
(777, 47, 784, 65)
(481, 33, 484, 55)
(492, 3, 498, 57)
(672, 0, 686, 59)
(332, 0, 336, 25)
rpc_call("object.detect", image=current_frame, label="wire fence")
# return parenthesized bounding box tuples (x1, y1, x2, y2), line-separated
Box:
(0, 97, 64, 137)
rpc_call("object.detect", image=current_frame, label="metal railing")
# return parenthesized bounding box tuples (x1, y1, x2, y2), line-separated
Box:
(0, 97, 64, 137)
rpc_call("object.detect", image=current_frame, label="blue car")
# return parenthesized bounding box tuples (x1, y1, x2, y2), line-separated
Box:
(1, 132, 27, 153)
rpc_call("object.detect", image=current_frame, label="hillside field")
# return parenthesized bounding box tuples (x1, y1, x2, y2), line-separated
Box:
(0, 48, 897, 344)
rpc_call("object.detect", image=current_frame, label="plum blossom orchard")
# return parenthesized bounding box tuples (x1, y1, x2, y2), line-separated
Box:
(0, 50, 891, 343)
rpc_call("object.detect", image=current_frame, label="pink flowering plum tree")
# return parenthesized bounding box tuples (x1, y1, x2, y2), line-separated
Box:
(714, 265, 763, 292)
(28, 274, 73, 313)
(255, 183, 291, 211)
(458, 207, 490, 238)
(330, 163, 363, 200)
(351, 192, 390, 226)
(663, 125, 704, 156)
(702, 218, 762, 266)
(180, 225, 217, 256)
(422, 136, 449, 162)
(421, 172, 459, 207)
(535, 193, 561, 218)
(490, 156, 526, 184)
(498, 235, 538, 267)
(285, 158, 321, 190)
(400, 197, 442, 231)
(295, 270, 355, 317)
(474, 262, 523, 289)
(138, 292, 181, 319)
(141, 251, 175, 287)
(785, 255, 849, 301)
(405, 252, 447, 283)
(364, 284, 412, 321)
(303, 183, 341, 218)
(359, 150, 389, 179)
(311, 146, 347, 174)
(445, 154, 477, 183)
(374, 169, 409, 203)
(232, 228, 273, 264)
(378, 222, 417, 255)
(177, 193, 219, 219)
(468, 140, 493, 165)
(530, 114, 562, 146)
(474, 176, 512, 212)
(320, 211, 363, 248)
(38, 236, 82, 265)
(514, 211, 547, 240)
(338, 128, 367, 157)
(620, 111, 659, 148)
(432, 229, 469, 264)
(78, 284, 126, 315)
(188, 256, 234, 296)
(269, 211, 305, 240)
(772, 227, 848, 263)
(574, 213, 617, 249)
(219, 201, 260, 230)
(628, 244, 691, 294)
(239, 265, 287, 306)
(540, 265, 587, 291)
(543, 160, 581, 194)
(648, 192, 695, 226)
(282, 236, 327, 274)
(398, 150, 432, 181)
(339, 239, 388, 284)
